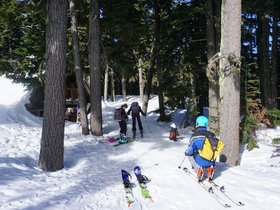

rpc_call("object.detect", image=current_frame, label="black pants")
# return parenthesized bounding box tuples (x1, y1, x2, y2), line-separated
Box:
(132, 115, 143, 132)
(119, 120, 127, 135)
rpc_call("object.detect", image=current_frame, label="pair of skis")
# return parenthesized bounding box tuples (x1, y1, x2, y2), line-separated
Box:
(113, 137, 138, 147)
(182, 167, 245, 208)
(121, 166, 153, 207)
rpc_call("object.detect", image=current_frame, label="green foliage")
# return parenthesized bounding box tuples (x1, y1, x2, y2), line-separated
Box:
(157, 113, 172, 122)
(0, 0, 46, 87)
(246, 138, 259, 151)
(240, 115, 259, 151)
(266, 109, 280, 126)
(272, 138, 280, 145)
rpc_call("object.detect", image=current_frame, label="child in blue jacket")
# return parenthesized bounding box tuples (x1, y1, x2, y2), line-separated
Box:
(185, 116, 220, 181)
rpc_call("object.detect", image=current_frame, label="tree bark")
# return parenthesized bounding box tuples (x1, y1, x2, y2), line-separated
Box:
(270, 16, 278, 108)
(89, 0, 102, 136)
(142, 0, 160, 114)
(157, 58, 165, 118)
(38, 0, 68, 171)
(258, 13, 270, 108)
(219, 0, 241, 166)
(138, 58, 144, 102)
(69, 0, 89, 135)
(110, 68, 115, 102)
(104, 64, 109, 101)
(121, 67, 127, 101)
(206, 0, 220, 133)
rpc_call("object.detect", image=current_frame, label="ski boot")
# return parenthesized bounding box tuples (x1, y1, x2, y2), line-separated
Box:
(119, 133, 127, 144)
(207, 165, 216, 181)
(197, 167, 204, 182)
(133, 131, 136, 139)
(140, 130, 143, 138)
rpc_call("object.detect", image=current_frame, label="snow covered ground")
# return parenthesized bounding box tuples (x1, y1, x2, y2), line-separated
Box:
(0, 76, 280, 210)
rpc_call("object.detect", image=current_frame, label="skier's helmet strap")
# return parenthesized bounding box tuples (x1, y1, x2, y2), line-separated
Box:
(196, 116, 208, 127)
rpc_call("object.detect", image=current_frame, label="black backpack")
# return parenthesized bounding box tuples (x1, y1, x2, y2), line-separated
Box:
(114, 108, 122, 121)
(131, 102, 140, 115)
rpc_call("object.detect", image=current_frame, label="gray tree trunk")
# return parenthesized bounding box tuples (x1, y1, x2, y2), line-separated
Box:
(38, 0, 68, 171)
(157, 58, 165, 118)
(69, 0, 89, 135)
(104, 64, 109, 101)
(269, 16, 278, 108)
(142, 0, 160, 114)
(258, 13, 270, 108)
(219, 0, 241, 166)
(110, 68, 115, 102)
(89, 0, 102, 136)
(121, 68, 127, 101)
(206, 0, 220, 133)
(138, 58, 144, 102)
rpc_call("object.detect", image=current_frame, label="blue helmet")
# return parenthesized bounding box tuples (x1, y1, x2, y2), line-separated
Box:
(196, 116, 208, 127)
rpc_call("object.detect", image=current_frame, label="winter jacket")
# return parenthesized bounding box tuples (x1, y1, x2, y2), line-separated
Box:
(127, 105, 146, 117)
(185, 127, 216, 167)
(120, 108, 128, 121)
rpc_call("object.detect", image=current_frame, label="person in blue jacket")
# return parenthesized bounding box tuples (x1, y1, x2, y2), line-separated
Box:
(185, 115, 217, 181)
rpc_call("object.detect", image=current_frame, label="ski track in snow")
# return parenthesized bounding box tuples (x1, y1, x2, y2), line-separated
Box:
(0, 92, 280, 209)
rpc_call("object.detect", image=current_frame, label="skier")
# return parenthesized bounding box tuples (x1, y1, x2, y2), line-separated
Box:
(117, 103, 128, 136)
(185, 115, 224, 181)
(127, 102, 146, 138)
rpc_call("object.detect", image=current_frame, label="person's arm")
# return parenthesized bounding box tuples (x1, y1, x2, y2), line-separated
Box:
(139, 107, 146, 116)
(185, 141, 195, 156)
(127, 107, 131, 115)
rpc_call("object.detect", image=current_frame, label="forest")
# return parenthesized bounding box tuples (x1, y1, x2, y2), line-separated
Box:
(0, 0, 279, 171)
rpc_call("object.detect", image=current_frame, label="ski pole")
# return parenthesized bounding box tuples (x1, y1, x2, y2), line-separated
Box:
(178, 156, 186, 169)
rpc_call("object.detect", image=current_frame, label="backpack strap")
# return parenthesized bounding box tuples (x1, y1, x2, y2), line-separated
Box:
(194, 130, 219, 162)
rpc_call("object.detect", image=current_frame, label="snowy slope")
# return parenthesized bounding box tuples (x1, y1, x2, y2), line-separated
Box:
(0, 76, 280, 210)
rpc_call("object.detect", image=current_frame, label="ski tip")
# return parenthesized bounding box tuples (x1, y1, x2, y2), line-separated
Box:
(238, 201, 245, 206)
(224, 204, 231, 208)
(121, 169, 127, 174)
(134, 165, 141, 170)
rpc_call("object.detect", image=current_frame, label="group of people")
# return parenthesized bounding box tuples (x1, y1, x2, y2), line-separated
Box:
(117, 102, 146, 139)
(116, 102, 224, 181)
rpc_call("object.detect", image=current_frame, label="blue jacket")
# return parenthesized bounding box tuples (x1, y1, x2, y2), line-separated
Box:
(185, 127, 215, 167)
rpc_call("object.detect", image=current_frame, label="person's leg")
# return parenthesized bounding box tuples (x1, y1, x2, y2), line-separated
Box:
(188, 156, 200, 172)
(123, 121, 127, 136)
(132, 116, 136, 138)
(136, 116, 143, 131)
(119, 120, 126, 135)
(136, 116, 143, 138)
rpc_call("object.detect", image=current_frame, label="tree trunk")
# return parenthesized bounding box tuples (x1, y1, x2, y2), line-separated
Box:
(102, 43, 109, 102)
(121, 67, 127, 101)
(104, 64, 109, 101)
(69, 0, 89, 135)
(110, 68, 115, 102)
(157, 58, 165, 118)
(257, 13, 270, 108)
(38, 0, 68, 171)
(89, 0, 102, 136)
(219, 0, 241, 166)
(142, 0, 160, 114)
(269, 16, 278, 108)
(206, 0, 220, 133)
(138, 58, 144, 102)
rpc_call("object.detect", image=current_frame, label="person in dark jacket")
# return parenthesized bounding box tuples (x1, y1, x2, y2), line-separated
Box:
(119, 104, 128, 136)
(127, 102, 146, 138)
